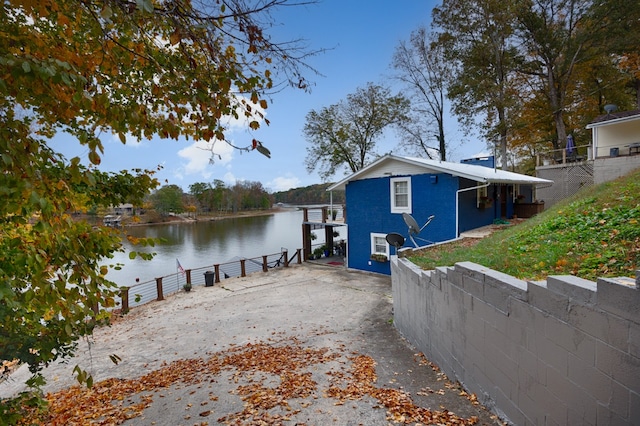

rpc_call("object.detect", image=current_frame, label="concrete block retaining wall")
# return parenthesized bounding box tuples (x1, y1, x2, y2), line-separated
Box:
(391, 258, 640, 425)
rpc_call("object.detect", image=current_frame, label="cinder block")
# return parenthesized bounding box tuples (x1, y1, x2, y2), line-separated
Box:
(517, 391, 543, 426)
(485, 346, 518, 393)
(447, 266, 463, 287)
(597, 277, 640, 324)
(630, 390, 640, 425)
(568, 304, 629, 350)
(631, 325, 640, 358)
(455, 261, 489, 282)
(448, 282, 465, 308)
(485, 270, 528, 296)
(529, 280, 570, 321)
(536, 337, 568, 374)
(608, 378, 631, 421)
(545, 315, 596, 364)
(596, 340, 640, 391)
(484, 281, 510, 314)
(567, 352, 612, 403)
(516, 346, 542, 384)
(461, 273, 484, 300)
(468, 363, 493, 403)
(548, 367, 598, 420)
(510, 297, 536, 325)
(534, 384, 568, 425)
(568, 406, 596, 426)
(493, 387, 527, 426)
(547, 275, 597, 304)
(420, 269, 435, 291)
(596, 403, 629, 426)
(506, 316, 527, 346)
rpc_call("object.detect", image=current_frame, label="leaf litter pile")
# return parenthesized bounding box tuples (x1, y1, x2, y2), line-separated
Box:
(19, 335, 488, 425)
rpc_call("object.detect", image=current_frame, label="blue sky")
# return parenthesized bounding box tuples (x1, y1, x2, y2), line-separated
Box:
(53, 0, 487, 193)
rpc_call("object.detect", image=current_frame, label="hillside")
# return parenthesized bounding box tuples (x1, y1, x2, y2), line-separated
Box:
(408, 168, 640, 281)
(272, 183, 344, 205)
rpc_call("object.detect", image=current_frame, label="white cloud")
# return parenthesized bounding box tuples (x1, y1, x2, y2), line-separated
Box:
(177, 140, 234, 177)
(267, 174, 302, 192)
(223, 170, 237, 184)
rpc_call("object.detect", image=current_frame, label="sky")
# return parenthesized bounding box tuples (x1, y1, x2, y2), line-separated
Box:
(52, 0, 487, 193)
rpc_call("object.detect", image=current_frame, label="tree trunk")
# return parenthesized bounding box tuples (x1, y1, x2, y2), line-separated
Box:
(547, 66, 566, 151)
(438, 96, 447, 161)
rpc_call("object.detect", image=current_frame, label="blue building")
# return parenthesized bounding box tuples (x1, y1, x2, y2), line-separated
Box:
(326, 154, 552, 275)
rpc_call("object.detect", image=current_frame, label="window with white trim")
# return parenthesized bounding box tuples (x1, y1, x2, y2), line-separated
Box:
(370, 233, 389, 256)
(390, 177, 411, 213)
(477, 185, 488, 202)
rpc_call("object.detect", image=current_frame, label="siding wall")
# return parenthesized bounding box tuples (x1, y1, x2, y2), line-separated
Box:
(345, 174, 458, 274)
(391, 258, 640, 425)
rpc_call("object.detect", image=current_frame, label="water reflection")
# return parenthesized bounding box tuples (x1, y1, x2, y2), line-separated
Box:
(108, 210, 306, 287)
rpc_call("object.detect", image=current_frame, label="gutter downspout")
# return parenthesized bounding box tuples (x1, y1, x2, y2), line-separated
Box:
(330, 191, 333, 222)
(456, 181, 490, 237)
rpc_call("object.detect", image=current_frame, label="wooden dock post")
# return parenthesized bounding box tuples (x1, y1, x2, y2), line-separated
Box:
(214, 264, 221, 283)
(120, 287, 129, 314)
(155, 277, 164, 301)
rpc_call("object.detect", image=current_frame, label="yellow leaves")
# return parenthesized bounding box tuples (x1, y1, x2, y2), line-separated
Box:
(169, 30, 181, 46)
(55, 179, 68, 191)
(88, 151, 101, 165)
(43, 309, 55, 321)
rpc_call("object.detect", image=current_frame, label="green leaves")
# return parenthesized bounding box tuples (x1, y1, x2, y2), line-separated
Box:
(136, 0, 154, 13)
(1, 0, 316, 407)
(304, 83, 409, 179)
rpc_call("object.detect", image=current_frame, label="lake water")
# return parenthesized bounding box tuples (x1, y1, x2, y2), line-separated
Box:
(107, 209, 336, 287)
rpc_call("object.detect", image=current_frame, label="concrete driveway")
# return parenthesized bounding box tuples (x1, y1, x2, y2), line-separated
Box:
(2, 263, 500, 425)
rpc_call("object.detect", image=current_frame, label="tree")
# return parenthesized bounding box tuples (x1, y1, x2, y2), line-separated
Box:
(303, 83, 409, 180)
(150, 185, 185, 215)
(432, 0, 520, 167)
(392, 27, 451, 160)
(189, 182, 213, 212)
(512, 0, 639, 150)
(0, 0, 317, 412)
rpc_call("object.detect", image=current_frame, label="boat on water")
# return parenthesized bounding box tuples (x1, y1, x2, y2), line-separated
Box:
(103, 215, 122, 227)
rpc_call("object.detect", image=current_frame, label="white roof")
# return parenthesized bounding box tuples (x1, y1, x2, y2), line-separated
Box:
(327, 154, 553, 191)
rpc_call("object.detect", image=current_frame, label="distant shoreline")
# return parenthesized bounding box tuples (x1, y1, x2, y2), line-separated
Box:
(123, 206, 295, 227)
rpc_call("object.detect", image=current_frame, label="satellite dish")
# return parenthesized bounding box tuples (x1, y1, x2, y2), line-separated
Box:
(386, 232, 405, 248)
(402, 213, 435, 247)
(403, 213, 420, 235)
(604, 104, 617, 114)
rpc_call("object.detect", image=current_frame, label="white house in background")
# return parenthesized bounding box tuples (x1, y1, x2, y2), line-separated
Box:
(586, 109, 640, 159)
(537, 109, 640, 206)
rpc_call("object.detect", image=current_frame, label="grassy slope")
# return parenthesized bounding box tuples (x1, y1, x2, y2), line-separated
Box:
(407, 168, 640, 281)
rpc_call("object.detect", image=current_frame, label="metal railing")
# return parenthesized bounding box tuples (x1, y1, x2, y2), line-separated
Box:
(536, 144, 591, 166)
(118, 249, 302, 312)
